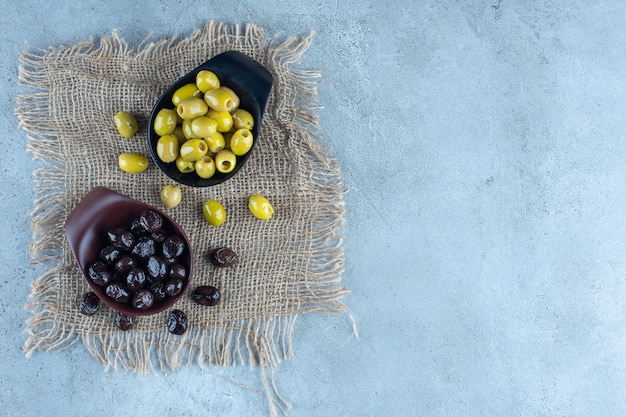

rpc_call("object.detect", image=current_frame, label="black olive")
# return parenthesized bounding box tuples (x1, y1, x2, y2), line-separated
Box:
(115, 311, 135, 331)
(191, 285, 220, 306)
(209, 247, 238, 267)
(139, 209, 163, 233)
(132, 289, 154, 310)
(107, 227, 135, 251)
(162, 235, 185, 259)
(105, 282, 130, 303)
(167, 309, 188, 335)
(79, 292, 101, 315)
(87, 261, 113, 286)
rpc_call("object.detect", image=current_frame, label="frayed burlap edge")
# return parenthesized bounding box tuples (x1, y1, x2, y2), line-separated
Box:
(16, 22, 354, 416)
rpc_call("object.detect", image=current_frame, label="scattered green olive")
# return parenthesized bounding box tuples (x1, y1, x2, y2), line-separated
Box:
(229, 128, 254, 156)
(153, 108, 178, 136)
(118, 153, 149, 173)
(161, 184, 182, 208)
(156, 134, 180, 163)
(180, 139, 208, 162)
(114, 111, 138, 138)
(195, 70, 220, 93)
(195, 155, 216, 179)
(248, 194, 274, 220)
(215, 149, 236, 173)
(203, 199, 226, 226)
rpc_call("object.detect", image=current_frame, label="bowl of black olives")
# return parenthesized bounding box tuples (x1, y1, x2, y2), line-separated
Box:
(147, 50, 273, 187)
(65, 186, 193, 316)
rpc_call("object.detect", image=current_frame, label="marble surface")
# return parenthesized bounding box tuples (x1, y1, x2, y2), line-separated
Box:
(3, 1, 626, 416)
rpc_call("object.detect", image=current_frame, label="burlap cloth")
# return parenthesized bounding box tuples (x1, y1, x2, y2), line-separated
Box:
(16, 22, 350, 415)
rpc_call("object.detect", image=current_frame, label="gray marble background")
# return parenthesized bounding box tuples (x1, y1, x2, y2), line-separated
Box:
(2, 1, 626, 416)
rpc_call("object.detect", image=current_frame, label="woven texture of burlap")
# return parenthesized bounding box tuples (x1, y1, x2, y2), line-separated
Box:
(16, 22, 348, 415)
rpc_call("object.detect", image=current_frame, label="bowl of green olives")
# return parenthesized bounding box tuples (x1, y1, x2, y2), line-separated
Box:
(65, 186, 194, 316)
(147, 51, 273, 187)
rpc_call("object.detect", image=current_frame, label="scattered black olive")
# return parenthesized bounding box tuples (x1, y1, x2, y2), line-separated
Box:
(167, 309, 188, 335)
(79, 291, 101, 315)
(191, 285, 220, 306)
(115, 311, 135, 331)
(209, 247, 238, 267)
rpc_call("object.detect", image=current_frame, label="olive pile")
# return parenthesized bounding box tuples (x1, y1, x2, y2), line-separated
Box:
(85, 209, 189, 313)
(154, 70, 255, 179)
(77, 198, 240, 335)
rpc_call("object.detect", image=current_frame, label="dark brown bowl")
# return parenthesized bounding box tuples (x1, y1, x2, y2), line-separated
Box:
(147, 50, 273, 187)
(64, 186, 193, 316)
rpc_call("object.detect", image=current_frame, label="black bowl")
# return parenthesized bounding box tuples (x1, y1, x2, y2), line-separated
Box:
(147, 51, 273, 187)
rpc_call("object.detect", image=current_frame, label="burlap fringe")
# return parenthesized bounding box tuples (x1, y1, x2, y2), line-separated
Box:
(18, 22, 352, 416)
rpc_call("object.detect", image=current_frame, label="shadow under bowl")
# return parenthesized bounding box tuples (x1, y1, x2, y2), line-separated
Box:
(64, 186, 194, 316)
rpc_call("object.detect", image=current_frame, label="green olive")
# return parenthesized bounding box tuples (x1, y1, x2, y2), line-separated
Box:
(172, 125, 186, 143)
(182, 119, 197, 139)
(203, 199, 227, 226)
(194, 155, 216, 179)
(215, 149, 237, 174)
(232, 109, 254, 131)
(229, 128, 254, 156)
(118, 153, 149, 173)
(175, 155, 195, 173)
(248, 194, 274, 220)
(203, 132, 225, 154)
(180, 138, 208, 162)
(207, 109, 233, 132)
(203, 88, 236, 113)
(190, 116, 218, 138)
(172, 83, 202, 106)
(156, 134, 180, 163)
(220, 86, 240, 112)
(222, 131, 233, 149)
(196, 70, 220, 93)
(153, 108, 178, 136)
(160, 184, 182, 208)
(114, 111, 138, 138)
(177, 97, 208, 120)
